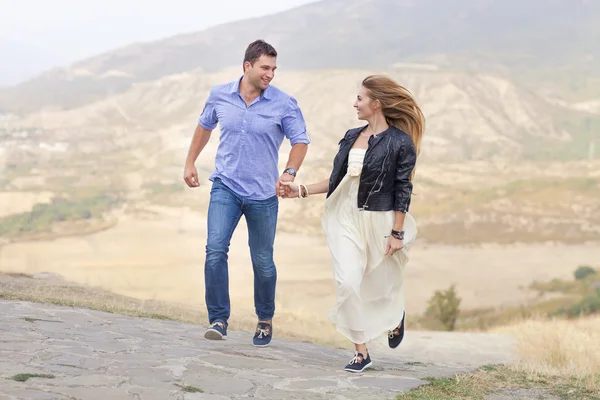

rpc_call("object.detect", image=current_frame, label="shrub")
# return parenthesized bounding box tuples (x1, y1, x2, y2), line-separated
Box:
(425, 284, 462, 331)
(574, 266, 597, 281)
(552, 289, 600, 318)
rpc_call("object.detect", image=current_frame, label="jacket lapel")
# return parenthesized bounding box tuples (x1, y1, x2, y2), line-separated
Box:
(338, 127, 362, 160)
(366, 128, 390, 152)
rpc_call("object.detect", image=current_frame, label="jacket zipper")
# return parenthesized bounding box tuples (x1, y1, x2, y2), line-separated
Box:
(360, 137, 393, 210)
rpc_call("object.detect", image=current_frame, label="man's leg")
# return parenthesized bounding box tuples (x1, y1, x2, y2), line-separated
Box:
(244, 195, 278, 330)
(204, 179, 242, 330)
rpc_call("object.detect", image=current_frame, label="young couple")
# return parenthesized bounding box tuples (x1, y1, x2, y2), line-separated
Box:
(183, 39, 424, 373)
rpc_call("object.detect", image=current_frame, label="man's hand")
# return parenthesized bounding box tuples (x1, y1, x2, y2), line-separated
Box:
(279, 181, 299, 198)
(385, 236, 404, 256)
(184, 164, 200, 188)
(277, 172, 295, 197)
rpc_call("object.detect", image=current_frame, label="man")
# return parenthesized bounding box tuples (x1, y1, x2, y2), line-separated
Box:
(183, 39, 310, 347)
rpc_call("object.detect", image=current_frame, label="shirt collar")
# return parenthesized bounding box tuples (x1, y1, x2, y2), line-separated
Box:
(230, 75, 272, 100)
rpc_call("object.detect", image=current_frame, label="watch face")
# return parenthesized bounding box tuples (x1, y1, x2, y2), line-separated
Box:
(285, 168, 297, 176)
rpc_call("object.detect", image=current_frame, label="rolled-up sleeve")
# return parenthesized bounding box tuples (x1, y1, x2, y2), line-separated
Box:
(281, 97, 310, 145)
(198, 90, 218, 130)
(394, 136, 417, 212)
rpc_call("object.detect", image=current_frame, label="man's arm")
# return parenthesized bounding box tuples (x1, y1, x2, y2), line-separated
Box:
(280, 97, 310, 184)
(281, 143, 308, 180)
(186, 124, 213, 166)
(183, 125, 213, 187)
(184, 89, 218, 188)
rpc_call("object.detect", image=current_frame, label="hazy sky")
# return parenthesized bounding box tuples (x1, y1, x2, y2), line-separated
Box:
(0, 0, 317, 86)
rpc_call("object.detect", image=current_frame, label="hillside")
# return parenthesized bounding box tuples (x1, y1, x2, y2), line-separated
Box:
(0, 67, 591, 164)
(2, 67, 600, 244)
(1, 0, 599, 112)
(1, 0, 600, 245)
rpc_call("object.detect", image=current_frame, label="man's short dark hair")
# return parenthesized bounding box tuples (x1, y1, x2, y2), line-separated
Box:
(244, 40, 277, 66)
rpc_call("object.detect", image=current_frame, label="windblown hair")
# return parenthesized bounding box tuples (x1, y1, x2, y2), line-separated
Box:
(362, 74, 425, 180)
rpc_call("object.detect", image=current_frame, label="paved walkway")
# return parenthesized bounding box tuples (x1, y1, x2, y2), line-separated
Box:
(0, 300, 515, 399)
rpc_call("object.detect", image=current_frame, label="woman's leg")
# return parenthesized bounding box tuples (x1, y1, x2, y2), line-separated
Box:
(355, 342, 368, 357)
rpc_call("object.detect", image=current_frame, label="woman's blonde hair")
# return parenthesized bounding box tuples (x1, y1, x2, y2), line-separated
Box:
(362, 74, 425, 180)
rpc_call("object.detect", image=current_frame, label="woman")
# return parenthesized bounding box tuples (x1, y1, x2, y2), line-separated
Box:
(279, 74, 424, 373)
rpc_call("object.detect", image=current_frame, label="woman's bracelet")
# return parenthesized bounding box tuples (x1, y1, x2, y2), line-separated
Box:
(391, 229, 404, 240)
(385, 229, 404, 240)
(296, 183, 309, 198)
(300, 184, 309, 198)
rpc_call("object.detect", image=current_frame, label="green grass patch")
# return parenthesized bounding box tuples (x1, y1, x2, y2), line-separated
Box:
(0, 193, 121, 238)
(396, 365, 599, 400)
(21, 317, 61, 323)
(174, 383, 203, 393)
(10, 373, 55, 382)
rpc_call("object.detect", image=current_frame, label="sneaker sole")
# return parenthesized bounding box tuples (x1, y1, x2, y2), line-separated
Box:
(204, 329, 227, 340)
(252, 342, 271, 348)
(344, 361, 373, 373)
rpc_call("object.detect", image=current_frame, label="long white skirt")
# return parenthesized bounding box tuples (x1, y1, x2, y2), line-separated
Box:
(321, 173, 417, 344)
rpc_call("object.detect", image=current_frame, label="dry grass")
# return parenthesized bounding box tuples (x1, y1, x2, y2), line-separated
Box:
(495, 316, 600, 392)
(397, 364, 599, 400)
(400, 317, 600, 399)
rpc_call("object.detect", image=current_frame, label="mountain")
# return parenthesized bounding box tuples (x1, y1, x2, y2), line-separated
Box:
(2, 0, 600, 245)
(1, 0, 599, 113)
(0, 66, 581, 167)
(2, 66, 600, 244)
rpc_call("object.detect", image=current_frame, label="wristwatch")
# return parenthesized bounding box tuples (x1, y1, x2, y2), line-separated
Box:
(283, 168, 297, 177)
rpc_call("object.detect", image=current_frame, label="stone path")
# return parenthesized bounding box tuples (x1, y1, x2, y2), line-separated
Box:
(0, 300, 515, 399)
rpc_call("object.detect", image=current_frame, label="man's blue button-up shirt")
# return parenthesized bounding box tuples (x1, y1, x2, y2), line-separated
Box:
(198, 77, 310, 200)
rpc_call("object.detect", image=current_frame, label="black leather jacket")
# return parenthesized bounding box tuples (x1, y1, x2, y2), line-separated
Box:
(326, 125, 417, 212)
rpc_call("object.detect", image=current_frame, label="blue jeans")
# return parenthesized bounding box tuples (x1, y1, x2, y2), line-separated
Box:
(204, 178, 278, 325)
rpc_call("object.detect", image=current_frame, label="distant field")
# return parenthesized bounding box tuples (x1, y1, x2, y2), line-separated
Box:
(1, 205, 599, 322)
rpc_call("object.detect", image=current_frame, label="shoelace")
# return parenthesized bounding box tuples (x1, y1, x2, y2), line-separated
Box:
(256, 328, 270, 338)
(348, 352, 363, 365)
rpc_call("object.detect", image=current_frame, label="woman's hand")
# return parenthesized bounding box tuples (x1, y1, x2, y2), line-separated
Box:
(279, 180, 299, 198)
(385, 236, 404, 256)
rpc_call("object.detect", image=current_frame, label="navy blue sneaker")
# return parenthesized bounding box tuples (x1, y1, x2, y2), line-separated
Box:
(204, 321, 227, 340)
(252, 321, 272, 347)
(344, 352, 372, 373)
(388, 311, 405, 349)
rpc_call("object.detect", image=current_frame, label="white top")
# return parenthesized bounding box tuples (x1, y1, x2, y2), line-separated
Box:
(348, 148, 367, 176)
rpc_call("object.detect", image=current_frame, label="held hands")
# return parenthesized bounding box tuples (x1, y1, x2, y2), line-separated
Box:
(278, 180, 299, 198)
(277, 172, 295, 198)
(385, 236, 404, 256)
